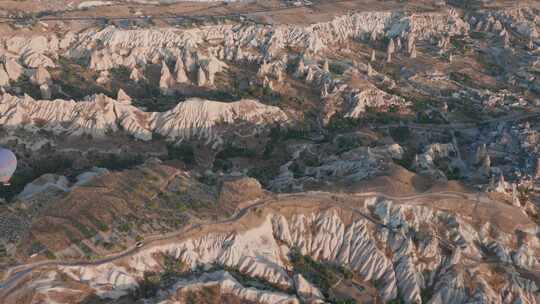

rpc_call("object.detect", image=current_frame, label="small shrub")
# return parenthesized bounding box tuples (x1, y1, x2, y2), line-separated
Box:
(390, 127, 410, 143)
(329, 61, 349, 75)
(118, 222, 132, 233)
(289, 248, 343, 297)
(131, 271, 160, 299)
(167, 143, 195, 165)
(110, 66, 131, 81)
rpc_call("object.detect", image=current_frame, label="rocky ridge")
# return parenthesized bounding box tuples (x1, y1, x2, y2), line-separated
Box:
(0, 93, 287, 144)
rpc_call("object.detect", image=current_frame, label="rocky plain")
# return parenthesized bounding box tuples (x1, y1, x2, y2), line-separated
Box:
(0, 0, 539, 303)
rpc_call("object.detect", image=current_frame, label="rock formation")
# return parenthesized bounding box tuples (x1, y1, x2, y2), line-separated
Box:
(387, 38, 395, 62)
(0, 93, 288, 144)
(18, 192, 533, 304)
(197, 65, 207, 86)
(3, 58, 23, 81)
(414, 143, 458, 181)
(30, 66, 51, 86)
(159, 61, 175, 94)
(129, 67, 144, 82)
(174, 56, 190, 84)
(116, 88, 132, 104)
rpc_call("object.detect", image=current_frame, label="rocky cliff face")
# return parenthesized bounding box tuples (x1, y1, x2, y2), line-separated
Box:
(0, 7, 472, 116)
(0, 93, 287, 144)
(2, 4, 540, 304)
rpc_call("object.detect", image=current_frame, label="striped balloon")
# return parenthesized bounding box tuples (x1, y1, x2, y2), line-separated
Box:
(0, 148, 17, 185)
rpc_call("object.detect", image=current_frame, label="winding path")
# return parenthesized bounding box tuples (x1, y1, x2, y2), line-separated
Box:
(1, 188, 538, 298)
(0, 189, 486, 295)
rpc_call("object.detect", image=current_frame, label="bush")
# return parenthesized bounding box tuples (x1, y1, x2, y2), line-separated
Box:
(212, 158, 233, 172)
(45, 250, 56, 260)
(71, 219, 97, 239)
(247, 166, 279, 187)
(110, 66, 131, 81)
(327, 116, 361, 132)
(390, 127, 410, 143)
(167, 143, 195, 165)
(329, 61, 349, 75)
(95, 154, 143, 170)
(118, 222, 131, 233)
(86, 213, 109, 232)
(289, 248, 343, 297)
(163, 254, 185, 273)
(9, 74, 41, 99)
(445, 167, 460, 180)
(131, 272, 160, 299)
(336, 136, 360, 153)
(268, 125, 310, 141)
(216, 144, 256, 159)
(213, 144, 256, 171)
(29, 240, 46, 255)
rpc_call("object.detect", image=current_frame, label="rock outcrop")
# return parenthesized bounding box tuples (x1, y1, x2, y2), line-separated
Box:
(150, 98, 288, 145)
(30, 66, 51, 86)
(413, 143, 458, 181)
(159, 61, 175, 94)
(346, 87, 409, 117)
(164, 271, 299, 304)
(116, 88, 132, 105)
(294, 274, 325, 303)
(174, 56, 190, 84)
(129, 67, 144, 82)
(0, 93, 288, 144)
(2, 58, 23, 81)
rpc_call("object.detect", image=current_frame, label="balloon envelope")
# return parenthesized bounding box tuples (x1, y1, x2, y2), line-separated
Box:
(0, 148, 17, 184)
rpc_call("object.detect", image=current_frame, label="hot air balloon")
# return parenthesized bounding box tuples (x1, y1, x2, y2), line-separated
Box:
(0, 148, 17, 186)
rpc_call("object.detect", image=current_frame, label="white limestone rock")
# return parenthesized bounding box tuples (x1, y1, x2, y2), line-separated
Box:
(410, 44, 417, 58)
(205, 56, 227, 85)
(322, 60, 330, 73)
(90, 51, 115, 71)
(3, 58, 23, 81)
(0, 64, 9, 87)
(346, 87, 409, 117)
(0, 93, 287, 144)
(295, 58, 306, 78)
(387, 38, 395, 62)
(150, 98, 288, 144)
(30, 66, 51, 86)
(96, 70, 110, 85)
(165, 271, 300, 304)
(116, 88, 132, 105)
(174, 57, 190, 84)
(293, 274, 325, 303)
(39, 84, 52, 100)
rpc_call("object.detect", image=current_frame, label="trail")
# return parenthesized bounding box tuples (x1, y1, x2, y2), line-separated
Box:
(1, 189, 538, 297)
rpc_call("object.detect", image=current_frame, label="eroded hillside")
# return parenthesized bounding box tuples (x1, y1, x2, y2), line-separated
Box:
(0, 0, 539, 303)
